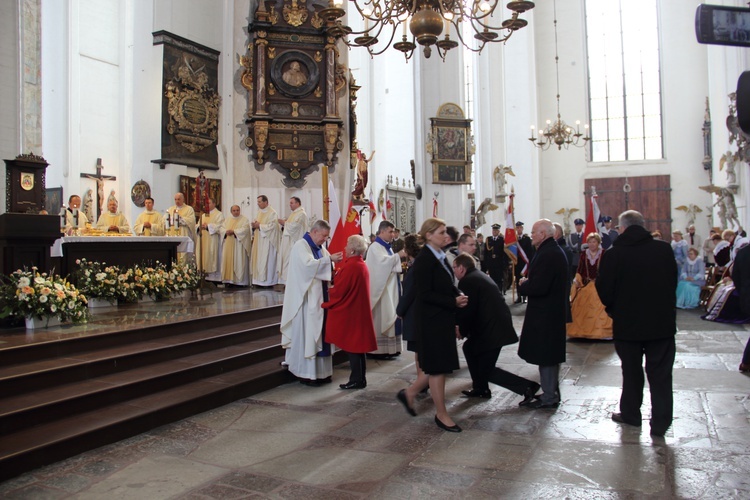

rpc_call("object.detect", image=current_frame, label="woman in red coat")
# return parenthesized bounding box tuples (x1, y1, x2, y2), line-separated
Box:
(322, 235, 377, 389)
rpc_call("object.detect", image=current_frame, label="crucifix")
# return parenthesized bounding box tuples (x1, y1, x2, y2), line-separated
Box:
(81, 158, 116, 220)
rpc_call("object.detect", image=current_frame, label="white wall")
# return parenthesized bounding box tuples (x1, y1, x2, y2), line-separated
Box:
(0, 1, 20, 210)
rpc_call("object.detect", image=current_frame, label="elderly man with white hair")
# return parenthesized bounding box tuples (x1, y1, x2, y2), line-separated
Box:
(517, 219, 571, 409)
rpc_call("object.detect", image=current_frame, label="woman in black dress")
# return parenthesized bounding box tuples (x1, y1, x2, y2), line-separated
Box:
(396, 218, 468, 432)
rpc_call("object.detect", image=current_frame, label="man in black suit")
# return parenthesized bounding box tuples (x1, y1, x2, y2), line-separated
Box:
(513, 221, 535, 303)
(453, 253, 540, 401)
(596, 210, 678, 437)
(518, 219, 571, 409)
(734, 244, 750, 372)
(484, 223, 507, 293)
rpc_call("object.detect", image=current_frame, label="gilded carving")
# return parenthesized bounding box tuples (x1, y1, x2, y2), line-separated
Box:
(269, 6, 278, 25)
(314, 51, 323, 63)
(282, 0, 308, 27)
(311, 12, 323, 29)
(254, 121, 269, 163)
(268, 83, 276, 96)
(334, 63, 346, 94)
(314, 86, 322, 98)
(291, 102, 299, 117)
(165, 55, 221, 154)
(239, 54, 253, 91)
(268, 47, 276, 59)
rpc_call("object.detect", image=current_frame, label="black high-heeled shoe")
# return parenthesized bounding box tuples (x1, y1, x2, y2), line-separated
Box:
(396, 389, 417, 416)
(434, 415, 462, 432)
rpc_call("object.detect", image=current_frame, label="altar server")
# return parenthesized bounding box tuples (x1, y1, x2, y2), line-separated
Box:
(95, 198, 130, 233)
(220, 205, 252, 287)
(133, 197, 166, 236)
(277, 196, 308, 284)
(251, 195, 281, 287)
(198, 198, 225, 282)
(280, 220, 343, 384)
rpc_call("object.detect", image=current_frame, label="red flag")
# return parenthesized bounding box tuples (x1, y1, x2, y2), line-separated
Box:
(585, 192, 602, 239)
(329, 201, 361, 260)
(504, 194, 517, 246)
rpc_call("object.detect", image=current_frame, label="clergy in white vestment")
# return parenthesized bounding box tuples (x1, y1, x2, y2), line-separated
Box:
(280, 220, 344, 384)
(198, 198, 225, 282)
(95, 199, 131, 233)
(64, 194, 89, 235)
(165, 192, 197, 263)
(365, 220, 407, 356)
(276, 196, 308, 284)
(250, 195, 281, 287)
(133, 197, 166, 236)
(220, 205, 252, 286)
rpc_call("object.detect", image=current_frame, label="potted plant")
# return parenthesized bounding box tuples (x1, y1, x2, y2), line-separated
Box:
(73, 259, 121, 307)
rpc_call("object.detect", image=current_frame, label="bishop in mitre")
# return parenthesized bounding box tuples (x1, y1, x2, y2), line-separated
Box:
(280, 220, 343, 384)
(95, 198, 130, 233)
(220, 205, 253, 286)
(164, 192, 196, 262)
(251, 195, 281, 287)
(133, 197, 166, 236)
(198, 198, 225, 282)
(276, 196, 308, 285)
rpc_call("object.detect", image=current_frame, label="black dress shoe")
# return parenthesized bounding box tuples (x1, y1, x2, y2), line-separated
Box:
(396, 389, 417, 416)
(650, 427, 668, 437)
(339, 381, 366, 390)
(514, 298, 523, 304)
(434, 415, 462, 432)
(318, 376, 332, 384)
(611, 413, 642, 427)
(461, 388, 492, 399)
(519, 382, 541, 406)
(526, 399, 559, 409)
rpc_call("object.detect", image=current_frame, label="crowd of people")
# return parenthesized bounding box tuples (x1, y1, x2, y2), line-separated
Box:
(278, 209, 729, 438)
(66, 190, 747, 435)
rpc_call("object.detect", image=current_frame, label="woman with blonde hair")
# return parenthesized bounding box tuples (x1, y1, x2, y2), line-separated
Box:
(396, 218, 468, 432)
(567, 232, 612, 339)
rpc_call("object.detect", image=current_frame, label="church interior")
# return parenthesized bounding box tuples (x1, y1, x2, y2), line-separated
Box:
(1, 0, 750, 497)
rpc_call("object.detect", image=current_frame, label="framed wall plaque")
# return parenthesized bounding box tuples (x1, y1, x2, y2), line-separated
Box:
(427, 103, 474, 185)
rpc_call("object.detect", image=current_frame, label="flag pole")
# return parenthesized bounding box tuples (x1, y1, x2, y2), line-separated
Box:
(322, 165, 329, 222)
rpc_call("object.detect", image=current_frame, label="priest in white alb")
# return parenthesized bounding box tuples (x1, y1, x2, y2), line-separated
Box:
(250, 195, 280, 287)
(95, 198, 130, 233)
(165, 192, 196, 263)
(366, 220, 407, 356)
(280, 220, 343, 385)
(133, 197, 166, 236)
(220, 205, 252, 286)
(198, 198, 225, 282)
(276, 196, 308, 285)
(64, 194, 89, 234)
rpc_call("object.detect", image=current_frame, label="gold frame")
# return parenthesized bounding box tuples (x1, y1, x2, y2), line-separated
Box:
(428, 103, 473, 185)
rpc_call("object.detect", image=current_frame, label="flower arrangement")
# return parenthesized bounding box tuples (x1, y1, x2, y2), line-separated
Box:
(73, 259, 121, 304)
(170, 261, 200, 293)
(0, 267, 88, 323)
(138, 261, 173, 301)
(117, 267, 146, 302)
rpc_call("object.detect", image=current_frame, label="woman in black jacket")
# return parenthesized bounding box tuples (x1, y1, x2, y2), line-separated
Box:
(396, 218, 468, 432)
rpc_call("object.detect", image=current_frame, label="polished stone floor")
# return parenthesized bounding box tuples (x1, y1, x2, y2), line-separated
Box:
(1, 294, 748, 499)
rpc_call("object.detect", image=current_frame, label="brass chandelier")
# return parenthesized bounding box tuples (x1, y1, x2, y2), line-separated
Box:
(528, 0, 589, 150)
(319, 0, 535, 61)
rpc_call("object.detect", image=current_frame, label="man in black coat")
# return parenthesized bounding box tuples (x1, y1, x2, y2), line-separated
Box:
(484, 223, 507, 293)
(729, 244, 750, 372)
(453, 253, 540, 401)
(596, 210, 678, 437)
(517, 219, 571, 409)
(553, 222, 575, 282)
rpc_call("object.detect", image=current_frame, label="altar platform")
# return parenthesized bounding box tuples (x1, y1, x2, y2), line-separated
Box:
(0, 286, 282, 351)
(0, 286, 289, 481)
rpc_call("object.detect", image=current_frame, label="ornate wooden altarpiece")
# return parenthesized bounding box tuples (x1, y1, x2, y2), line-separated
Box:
(426, 103, 475, 185)
(241, 0, 347, 185)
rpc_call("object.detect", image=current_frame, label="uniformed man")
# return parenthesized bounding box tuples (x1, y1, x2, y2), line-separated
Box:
(483, 223, 507, 293)
(567, 218, 586, 266)
(602, 216, 618, 249)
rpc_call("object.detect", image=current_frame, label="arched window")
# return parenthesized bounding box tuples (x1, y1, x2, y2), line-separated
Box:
(586, 0, 663, 162)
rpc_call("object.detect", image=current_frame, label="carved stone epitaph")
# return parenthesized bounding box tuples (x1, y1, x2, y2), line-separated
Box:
(243, 0, 345, 185)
